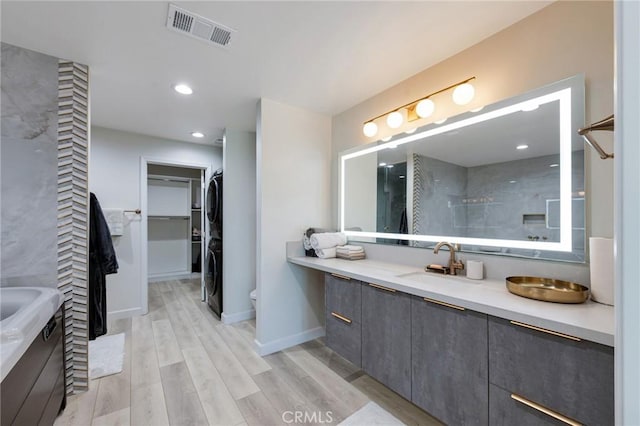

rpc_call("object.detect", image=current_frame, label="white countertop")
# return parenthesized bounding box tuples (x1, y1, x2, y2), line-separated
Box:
(288, 256, 614, 347)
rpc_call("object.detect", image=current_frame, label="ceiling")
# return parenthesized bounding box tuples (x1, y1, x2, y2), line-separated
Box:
(1, 1, 551, 145)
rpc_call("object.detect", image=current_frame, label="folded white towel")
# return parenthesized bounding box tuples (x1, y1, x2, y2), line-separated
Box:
(315, 247, 336, 259)
(337, 245, 364, 253)
(303, 235, 313, 250)
(103, 208, 124, 236)
(310, 232, 347, 250)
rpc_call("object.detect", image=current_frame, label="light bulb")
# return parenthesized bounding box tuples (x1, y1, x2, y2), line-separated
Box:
(435, 118, 448, 124)
(174, 84, 193, 95)
(191, 131, 205, 138)
(452, 83, 475, 105)
(386, 111, 403, 129)
(516, 144, 529, 150)
(415, 99, 435, 118)
(363, 121, 378, 137)
(405, 128, 417, 134)
(381, 136, 392, 142)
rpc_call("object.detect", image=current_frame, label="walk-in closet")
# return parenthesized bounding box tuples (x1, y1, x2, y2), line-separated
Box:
(147, 164, 205, 281)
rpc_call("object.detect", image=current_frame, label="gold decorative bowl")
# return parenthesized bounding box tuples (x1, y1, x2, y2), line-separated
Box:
(506, 276, 590, 304)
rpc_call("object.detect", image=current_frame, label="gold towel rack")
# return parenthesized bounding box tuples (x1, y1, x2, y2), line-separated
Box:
(578, 114, 614, 160)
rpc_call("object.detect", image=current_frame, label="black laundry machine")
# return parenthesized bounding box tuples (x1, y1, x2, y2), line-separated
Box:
(205, 169, 223, 316)
(205, 237, 223, 317)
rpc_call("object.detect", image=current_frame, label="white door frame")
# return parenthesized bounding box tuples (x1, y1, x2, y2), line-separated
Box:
(140, 156, 212, 314)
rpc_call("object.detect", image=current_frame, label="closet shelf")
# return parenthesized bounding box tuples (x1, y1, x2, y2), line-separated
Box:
(148, 215, 189, 220)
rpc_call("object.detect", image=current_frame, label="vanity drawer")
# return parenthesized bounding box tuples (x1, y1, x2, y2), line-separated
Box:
(489, 384, 569, 426)
(325, 310, 361, 367)
(488, 316, 613, 426)
(325, 273, 361, 323)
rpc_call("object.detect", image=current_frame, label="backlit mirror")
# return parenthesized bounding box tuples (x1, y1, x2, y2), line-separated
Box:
(341, 74, 585, 262)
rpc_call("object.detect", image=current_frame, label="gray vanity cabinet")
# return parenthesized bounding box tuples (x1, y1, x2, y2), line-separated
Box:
(361, 283, 412, 400)
(325, 273, 362, 367)
(411, 296, 488, 426)
(488, 316, 614, 426)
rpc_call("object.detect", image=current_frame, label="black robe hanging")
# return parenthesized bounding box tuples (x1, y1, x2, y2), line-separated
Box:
(89, 193, 118, 340)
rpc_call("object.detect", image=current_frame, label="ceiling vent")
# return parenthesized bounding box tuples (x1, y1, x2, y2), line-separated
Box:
(166, 4, 235, 49)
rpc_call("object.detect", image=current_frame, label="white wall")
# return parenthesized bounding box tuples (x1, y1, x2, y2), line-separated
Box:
(222, 129, 257, 323)
(90, 126, 221, 319)
(615, 1, 640, 423)
(256, 98, 331, 355)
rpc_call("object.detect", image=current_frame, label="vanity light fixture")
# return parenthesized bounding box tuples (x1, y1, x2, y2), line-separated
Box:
(174, 84, 193, 95)
(361, 77, 476, 137)
(386, 111, 404, 129)
(191, 131, 205, 138)
(363, 122, 378, 137)
(516, 144, 529, 150)
(452, 83, 475, 105)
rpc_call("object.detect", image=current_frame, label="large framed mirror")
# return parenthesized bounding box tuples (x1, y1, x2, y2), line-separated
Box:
(340, 74, 585, 262)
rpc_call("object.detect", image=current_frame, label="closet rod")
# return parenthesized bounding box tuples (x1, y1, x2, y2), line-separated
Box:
(148, 176, 191, 184)
(125, 209, 141, 214)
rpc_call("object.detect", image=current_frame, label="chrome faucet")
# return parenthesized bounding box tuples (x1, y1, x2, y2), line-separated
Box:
(433, 242, 464, 276)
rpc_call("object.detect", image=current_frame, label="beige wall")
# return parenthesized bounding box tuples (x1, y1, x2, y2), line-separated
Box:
(332, 1, 614, 239)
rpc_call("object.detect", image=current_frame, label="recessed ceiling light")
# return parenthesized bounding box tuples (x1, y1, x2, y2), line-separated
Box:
(174, 84, 193, 95)
(516, 144, 529, 150)
(399, 175, 405, 179)
(509, 180, 517, 184)
(379, 162, 387, 167)
(386, 164, 394, 168)
(549, 163, 559, 167)
(191, 131, 205, 138)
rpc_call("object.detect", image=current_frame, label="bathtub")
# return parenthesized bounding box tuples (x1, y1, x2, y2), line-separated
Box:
(0, 287, 64, 381)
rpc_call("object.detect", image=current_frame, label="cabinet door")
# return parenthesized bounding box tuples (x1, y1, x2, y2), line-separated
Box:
(325, 310, 361, 367)
(412, 296, 488, 425)
(325, 273, 361, 323)
(489, 316, 614, 426)
(489, 384, 566, 426)
(361, 283, 411, 400)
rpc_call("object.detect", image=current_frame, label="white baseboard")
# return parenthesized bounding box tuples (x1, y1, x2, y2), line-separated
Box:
(221, 309, 256, 324)
(254, 326, 325, 356)
(107, 307, 143, 321)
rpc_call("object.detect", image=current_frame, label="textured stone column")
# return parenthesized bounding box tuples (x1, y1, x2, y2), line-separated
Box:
(57, 60, 89, 394)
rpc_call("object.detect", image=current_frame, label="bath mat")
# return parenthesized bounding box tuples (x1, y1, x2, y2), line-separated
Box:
(338, 402, 405, 425)
(89, 333, 125, 379)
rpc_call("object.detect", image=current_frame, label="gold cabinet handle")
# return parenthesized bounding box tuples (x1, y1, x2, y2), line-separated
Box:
(423, 297, 465, 311)
(368, 283, 396, 292)
(331, 312, 352, 324)
(330, 273, 351, 281)
(511, 394, 582, 426)
(510, 321, 581, 342)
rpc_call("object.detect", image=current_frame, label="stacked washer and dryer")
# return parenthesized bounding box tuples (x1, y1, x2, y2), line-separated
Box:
(205, 169, 223, 317)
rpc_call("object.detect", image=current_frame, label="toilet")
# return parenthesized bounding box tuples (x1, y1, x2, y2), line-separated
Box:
(250, 289, 257, 310)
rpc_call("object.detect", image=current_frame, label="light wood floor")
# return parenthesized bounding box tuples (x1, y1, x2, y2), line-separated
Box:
(54, 279, 441, 426)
